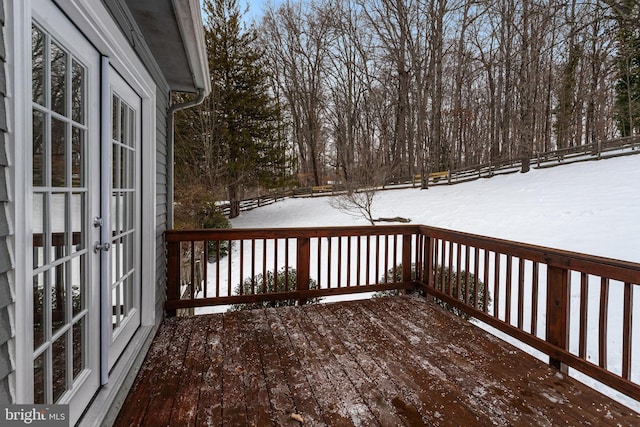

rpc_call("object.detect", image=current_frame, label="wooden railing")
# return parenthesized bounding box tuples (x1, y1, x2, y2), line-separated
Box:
(165, 225, 640, 402)
(166, 226, 420, 311)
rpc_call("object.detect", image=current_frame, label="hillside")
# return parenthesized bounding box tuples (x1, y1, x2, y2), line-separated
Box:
(231, 155, 640, 263)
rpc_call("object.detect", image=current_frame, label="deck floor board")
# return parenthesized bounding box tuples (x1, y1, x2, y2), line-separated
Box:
(114, 295, 640, 426)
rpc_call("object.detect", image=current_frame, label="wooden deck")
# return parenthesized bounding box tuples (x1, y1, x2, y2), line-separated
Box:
(114, 295, 640, 426)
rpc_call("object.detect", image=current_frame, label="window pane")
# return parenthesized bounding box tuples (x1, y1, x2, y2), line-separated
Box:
(71, 192, 85, 253)
(33, 352, 46, 404)
(51, 118, 67, 187)
(120, 146, 127, 190)
(112, 95, 119, 141)
(125, 273, 134, 314)
(72, 319, 84, 380)
(32, 26, 45, 105)
(51, 192, 68, 261)
(128, 147, 136, 190)
(32, 193, 46, 269)
(111, 284, 121, 329)
(111, 238, 119, 286)
(51, 263, 67, 336)
(71, 126, 84, 187)
(50, 41, 67, 116)
(71, 60, 84, 124)
(112, 143, 119, 188)
(32, 110, 46, 186)
(128, 107, 135, 148)
(52, 334, 68, 402)
(71, 255, 84, 317)
(120, 102, 127, 145)
(33, 273, 45, 349)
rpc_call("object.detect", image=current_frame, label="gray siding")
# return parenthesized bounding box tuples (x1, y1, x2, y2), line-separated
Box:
(0, 0, 14, 406)
(155, 86, 169, 321)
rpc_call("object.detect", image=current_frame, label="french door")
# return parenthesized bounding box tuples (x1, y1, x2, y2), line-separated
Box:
(31, 3, 101, 420)
(105, 69, 142, 370)
(30, 0, 142, 422)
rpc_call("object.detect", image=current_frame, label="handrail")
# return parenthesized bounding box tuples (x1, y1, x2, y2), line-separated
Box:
(165, 224, 640, 402)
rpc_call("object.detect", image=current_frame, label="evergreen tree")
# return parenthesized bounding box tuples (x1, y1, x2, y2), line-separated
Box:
(175, 0, 293, 219)
(613, 0, 640, 136)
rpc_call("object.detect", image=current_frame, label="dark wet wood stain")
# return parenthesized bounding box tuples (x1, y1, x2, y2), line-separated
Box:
(114, 296, 640, 426)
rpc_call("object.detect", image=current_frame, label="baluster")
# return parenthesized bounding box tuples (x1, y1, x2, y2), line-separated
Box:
(347, 236, 352, 287)
(473, 247, 480, 309)
(505, 255, 512, 324)
(578, 272, 588, 359)
(622, 282, 633, 380)
(274, 238, 279, 291)
(375, 235, 380, 285)
(483, 250, 489, 313)
(518, 259, 525, 330)
(337, 236, 343, 287)
(327, 237, 332, 287)
(356, 236, 361, 286)
(262, 238, 267, 294)
(315, 237, 321, 287)
(531, 261, 539, 335)
(599, 277, 609, 369)
(493, 253, 500, 318)
(285, 238, 290, 290)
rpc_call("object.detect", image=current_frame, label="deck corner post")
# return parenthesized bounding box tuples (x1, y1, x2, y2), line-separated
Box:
(546, 265, 570, 373)
(296, 236, 311, 305)
(166, 238, 180, 317)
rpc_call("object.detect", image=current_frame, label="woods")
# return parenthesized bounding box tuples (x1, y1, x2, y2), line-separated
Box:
(260, 0, 639, 181)
(175, 0, 639, 218)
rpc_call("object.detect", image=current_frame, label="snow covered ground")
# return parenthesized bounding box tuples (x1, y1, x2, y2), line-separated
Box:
(224, 155, 640, 411)
(232, 155, 640, 264)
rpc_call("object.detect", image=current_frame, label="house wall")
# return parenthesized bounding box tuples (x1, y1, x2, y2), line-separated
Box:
(155, 86, 168, 321)
(0, 0, 14, 406)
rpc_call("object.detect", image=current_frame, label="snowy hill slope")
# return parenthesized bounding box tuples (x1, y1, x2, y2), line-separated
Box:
(232, 155, 640, 263)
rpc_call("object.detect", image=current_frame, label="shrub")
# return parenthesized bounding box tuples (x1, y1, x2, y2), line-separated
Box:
(375, 263, 491, 320)
(202, 208, 232, 262)
(173, 184, 233, 263)
(229, 267, 322, 311)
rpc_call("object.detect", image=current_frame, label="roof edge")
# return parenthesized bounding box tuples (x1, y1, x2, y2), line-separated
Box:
(171, 0, 211, 96)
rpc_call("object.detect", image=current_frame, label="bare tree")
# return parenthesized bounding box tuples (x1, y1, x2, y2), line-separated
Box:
(261, 1, 333, 186)
(330, 157, 392, 225)
(255, 0, 625, 189)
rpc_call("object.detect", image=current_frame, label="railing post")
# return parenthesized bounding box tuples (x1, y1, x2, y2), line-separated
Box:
(546, 265, 570, 373)
(296, 237, 311, 305)
(166, 239, 180, 317)
(597, 138, 602, 159)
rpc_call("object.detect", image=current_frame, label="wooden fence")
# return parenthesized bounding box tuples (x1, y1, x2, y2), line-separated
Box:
(165, 224, 640, 402)
(218, 135, 640, 216)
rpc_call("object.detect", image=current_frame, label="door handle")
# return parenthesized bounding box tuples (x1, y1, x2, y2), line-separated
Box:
(94, 242, 111, 253)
